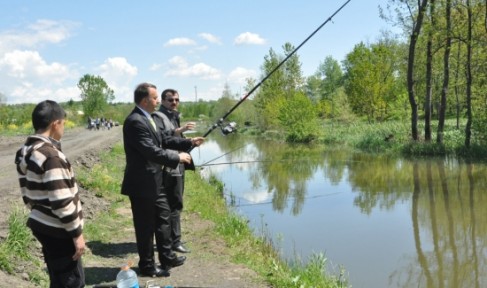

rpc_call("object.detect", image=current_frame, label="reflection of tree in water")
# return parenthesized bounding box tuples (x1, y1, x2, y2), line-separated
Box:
(391, 160, 487, 288)
(253, 141, 324, 215)
(346, 153, 412, 214)
(213, 135, 327, 215)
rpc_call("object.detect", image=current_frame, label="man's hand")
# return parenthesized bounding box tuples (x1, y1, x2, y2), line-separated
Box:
(182, 122, 196, 132)
(178, 152, 192, 164)
(190, 137, 205, 147)
(176, 122, 196, 135)
(72, 234, 85, 260)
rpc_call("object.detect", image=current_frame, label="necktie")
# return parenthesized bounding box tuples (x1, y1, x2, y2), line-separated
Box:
(149, 117, 156, 130)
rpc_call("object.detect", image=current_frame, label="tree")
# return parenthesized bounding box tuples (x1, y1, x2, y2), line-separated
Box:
(318, 56, 344, 100)
(424, 0, 436, 142)
(437, 0, 452, 143)
(343, 38, 404, 122)
(465, 0, 473, 147)
(77, 74, 114, 118)
(255, 43, 304, 130)
(306, 56, 345, 119)
(407, 0, 429, 141)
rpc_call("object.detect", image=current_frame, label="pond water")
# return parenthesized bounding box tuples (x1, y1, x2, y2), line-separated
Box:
(191, 133, 487, 288)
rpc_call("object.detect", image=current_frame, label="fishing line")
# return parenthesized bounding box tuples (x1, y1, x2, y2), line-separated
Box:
(196, 144, 247, 167)
(222, 191, 344, 208)
(189, 0, 353, 151)
(198, 160, 277, 167)
(197, 157, 369, 167)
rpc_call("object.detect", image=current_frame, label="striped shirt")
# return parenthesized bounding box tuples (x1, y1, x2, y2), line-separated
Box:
(15, 135, 83, 238)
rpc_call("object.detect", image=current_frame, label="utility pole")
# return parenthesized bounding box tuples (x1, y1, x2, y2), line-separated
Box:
(194, 86, 197, 102)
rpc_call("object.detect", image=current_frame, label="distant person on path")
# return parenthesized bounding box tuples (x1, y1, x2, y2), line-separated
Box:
(15, 100, 85, 288)
(121, 83, 202, 277)
(152, 89, 196, 254)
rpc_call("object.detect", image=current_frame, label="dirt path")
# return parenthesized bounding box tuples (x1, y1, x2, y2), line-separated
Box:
(0, 127, 269, 288)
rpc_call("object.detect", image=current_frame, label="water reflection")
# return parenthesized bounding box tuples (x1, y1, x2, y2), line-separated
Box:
(194, 134, 487, 287)
(400, 160, 486, 288)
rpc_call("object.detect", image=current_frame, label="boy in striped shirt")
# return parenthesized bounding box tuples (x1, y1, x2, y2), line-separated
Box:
(15, 100, 85, 288)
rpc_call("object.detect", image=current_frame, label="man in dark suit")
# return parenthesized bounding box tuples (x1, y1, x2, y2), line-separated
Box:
(152, 89, 194, 254)
(121, 83, 202, 277)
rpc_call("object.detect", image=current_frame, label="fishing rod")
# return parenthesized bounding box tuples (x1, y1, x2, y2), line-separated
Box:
(198, 160, 275, 168)
(189, 0, 352, 151)
(197, 144, 247, 167)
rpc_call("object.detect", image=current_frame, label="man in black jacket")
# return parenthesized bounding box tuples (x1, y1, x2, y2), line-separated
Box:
(121, 83, 202, 276)
(152, 89, 195, 254)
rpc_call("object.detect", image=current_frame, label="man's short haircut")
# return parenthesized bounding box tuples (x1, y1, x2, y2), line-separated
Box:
(134, 83, 157, 104)
(32, 100, 66, 131)
(161, 89, 178, 101)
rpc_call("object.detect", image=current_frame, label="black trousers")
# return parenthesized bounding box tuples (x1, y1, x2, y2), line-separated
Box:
(163, 171, 185, 247)
(32, 231, 85, 288)
(129, 193, 178, 271)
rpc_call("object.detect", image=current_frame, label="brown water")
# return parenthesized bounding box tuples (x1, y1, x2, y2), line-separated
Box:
(193, 134, 487, 288)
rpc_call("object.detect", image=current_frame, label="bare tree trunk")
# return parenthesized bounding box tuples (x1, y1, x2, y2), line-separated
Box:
(424, 0, 435, 142)
(465, 0, 473, 147)
(455, 42, 461, 130)
(437, 0, 452, 143)
(408, 0, 430, 141)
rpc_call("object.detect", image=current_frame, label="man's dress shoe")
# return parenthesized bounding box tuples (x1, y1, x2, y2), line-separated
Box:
(172, 244, 191, 253)
(139, 267, 170, 278)
(161, 256, 186, 270)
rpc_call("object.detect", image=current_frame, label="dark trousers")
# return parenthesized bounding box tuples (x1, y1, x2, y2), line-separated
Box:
(32, 231, 85, 288)
(129, 194, 177, 271)
(163, 172, 184, 246)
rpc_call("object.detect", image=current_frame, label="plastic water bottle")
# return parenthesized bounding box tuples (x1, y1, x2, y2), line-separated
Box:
(116, 264, 139, 288)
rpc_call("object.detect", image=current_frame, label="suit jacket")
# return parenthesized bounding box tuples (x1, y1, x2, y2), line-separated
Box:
(153, 109, 196, 170)
(121, 107, 185, 199)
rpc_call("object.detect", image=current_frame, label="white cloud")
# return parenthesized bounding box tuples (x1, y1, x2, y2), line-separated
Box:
(242, 190, 271, 204)
(227, 67, 257, 85)
(0, 19, 77, 53)
(7, 83, 79, 104)
(0, 19, 81, 104)
(234, 32, 266, 45)
(0, 50, 73, 83)
(149, 63, 162, 71)
(0, 49, 80, 104)
(198, 33, 222, 45)
(165, 56, 221, 80)
(164, 37, 197, 47)
(97, 57, 138, 102)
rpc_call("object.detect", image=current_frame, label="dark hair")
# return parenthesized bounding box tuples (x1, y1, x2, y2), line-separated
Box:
(134, 83, 157, 104)
(160, 89, 178, 101)
(32, 100, 66, 131)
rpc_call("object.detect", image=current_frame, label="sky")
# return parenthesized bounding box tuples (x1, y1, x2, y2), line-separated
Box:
(0, 0, 400, 105)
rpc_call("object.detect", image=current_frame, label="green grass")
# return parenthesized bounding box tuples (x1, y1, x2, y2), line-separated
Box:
(318, 118, 487, 158)
(0, 205, 48, 286)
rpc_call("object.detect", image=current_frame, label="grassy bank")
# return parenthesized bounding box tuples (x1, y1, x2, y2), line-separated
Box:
(76, 143, 347, 287)
(318, 119, 487, 159)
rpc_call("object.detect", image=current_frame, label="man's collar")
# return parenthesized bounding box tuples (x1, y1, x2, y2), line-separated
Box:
(159, 105, 179, 117)
(136, 105, 152, 118)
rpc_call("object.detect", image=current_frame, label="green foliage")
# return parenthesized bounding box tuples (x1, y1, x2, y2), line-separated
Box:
(343, 36, 407, 122)
(277, 92, 320, 142)
(0, 103, 36, 128)
(0, 205, 46, 286)
(255, 43, 305, 131)
(76, 143, 125, 200)
(77, 74, 115, 119)
(179, 99, 217, 120)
